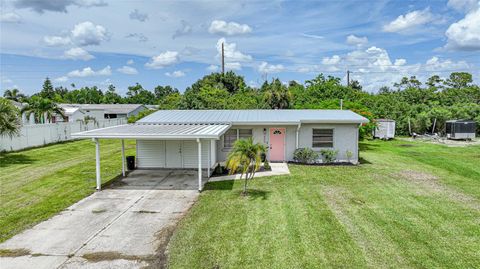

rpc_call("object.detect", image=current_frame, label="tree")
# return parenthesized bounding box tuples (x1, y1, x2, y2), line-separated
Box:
(154, 85, 179, 100)
(263, 78, 291, 109)
(39, 77, 55, 99)
(21, 96, 65, 124)
(64, 87, 104, 104)
(3, 89, 26, 102)
(103, 84, 123, 104)
(445, 72, 472, 89)
(159, 92, 183, 109)
(0, 98, 22, 137)
(225, 137, 266, 195)
(126, 83, 155, 104)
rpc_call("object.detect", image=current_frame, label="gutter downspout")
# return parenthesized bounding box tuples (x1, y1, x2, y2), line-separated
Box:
(296, 123, 301, 149)
(357, 123, 361, 164)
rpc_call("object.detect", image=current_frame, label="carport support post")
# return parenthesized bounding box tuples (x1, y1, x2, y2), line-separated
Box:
(121, 139, 125, 177)
(94, 138, 101, 191)
(197, 138, 202, 192)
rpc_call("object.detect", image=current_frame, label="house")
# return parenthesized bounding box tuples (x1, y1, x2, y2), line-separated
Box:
(72, 109, 368, 191)
(59, 104, 147, 120)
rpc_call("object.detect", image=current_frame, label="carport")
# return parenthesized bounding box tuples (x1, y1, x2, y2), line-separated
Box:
(72, 123, 231, 191)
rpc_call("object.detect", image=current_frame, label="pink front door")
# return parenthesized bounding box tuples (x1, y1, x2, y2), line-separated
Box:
(269, 128, 285, 161)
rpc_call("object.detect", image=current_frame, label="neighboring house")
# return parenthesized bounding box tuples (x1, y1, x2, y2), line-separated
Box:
(59, 104, 147, 120)
(73, 109, 368, 191)
(10, 100, 34, 124)
(56, 105, 104, 123)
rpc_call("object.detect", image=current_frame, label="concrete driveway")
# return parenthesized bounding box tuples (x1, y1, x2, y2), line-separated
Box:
(0, 170, 199, 269)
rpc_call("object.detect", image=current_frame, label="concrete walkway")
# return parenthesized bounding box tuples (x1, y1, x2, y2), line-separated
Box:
(0, 170, 198, 269)
(208, 162, 290, 182)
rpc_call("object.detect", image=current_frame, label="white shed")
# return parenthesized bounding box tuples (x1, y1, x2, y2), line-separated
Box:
(374, 119, 395, 139)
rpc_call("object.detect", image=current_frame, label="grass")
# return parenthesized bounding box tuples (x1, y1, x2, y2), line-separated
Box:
(167, 139, 480, 268)
(0, 139, 135, 243)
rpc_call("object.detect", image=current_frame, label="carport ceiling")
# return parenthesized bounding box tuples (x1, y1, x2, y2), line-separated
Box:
(72, 123, 231, 139)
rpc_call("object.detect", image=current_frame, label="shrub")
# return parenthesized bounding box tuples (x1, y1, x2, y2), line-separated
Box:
(293, 148, 319, 163)
(320, 149, 338, 163)
(263, 159, 271, 170)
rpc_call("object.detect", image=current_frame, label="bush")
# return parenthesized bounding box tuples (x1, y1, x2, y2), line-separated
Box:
(263, 159, 271, 170)
(293, 148, 319, 163)
(320, 149, 338, 163)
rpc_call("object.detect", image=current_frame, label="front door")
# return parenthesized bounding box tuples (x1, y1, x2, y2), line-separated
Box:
(269, 128, 285, 162)
(165, 141, 182, 168)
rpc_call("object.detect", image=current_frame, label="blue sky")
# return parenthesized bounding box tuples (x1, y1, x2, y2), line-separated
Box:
(1, 0, 479, 95)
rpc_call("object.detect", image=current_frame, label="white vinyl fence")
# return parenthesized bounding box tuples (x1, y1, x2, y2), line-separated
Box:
(0, 118, 127, 152)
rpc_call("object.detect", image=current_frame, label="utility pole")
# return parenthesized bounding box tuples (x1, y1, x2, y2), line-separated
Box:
(347, 70, 350, 87)
(221, 42, 225, 74)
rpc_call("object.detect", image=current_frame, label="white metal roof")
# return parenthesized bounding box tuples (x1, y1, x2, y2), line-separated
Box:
(139, 109, 369, 125)
(71, 123, 231, 139)
(60, 104, 145, 114)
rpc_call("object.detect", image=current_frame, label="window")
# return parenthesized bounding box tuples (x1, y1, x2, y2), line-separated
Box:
(312, 129, 333, 148)
(239, 129, 253, 139)
(223, 129, 253, 148)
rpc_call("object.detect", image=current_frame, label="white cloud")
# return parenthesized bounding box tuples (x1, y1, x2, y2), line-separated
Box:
(67, 66, 111, 77)
(225, 62, 242, 70)
(424, 56, 470, 71)
(346, 35, 368, 46)
(444, 8, 480, 50)
(44, 36, 71, 46)
(0, 12, 21, 23)
(71, 21, 109, 46)
(258, 62, 285, 73)
(127, 59, 134, 65)
(216, 38, 252, 63)
(207, 65, 219, 72)
(209, 20, 252, 35)
(54, 76, 69, 82)
(447, 0, 478, 12)
(117, 66, 138, 75)
(145, 51, 179, 69)
(322, 55, 341, 65)
(394, 59, 407, 66)
(125, 33, 148, 42)
(172, 20, 192, 39)
(129, 9, 148, 22)
(383, 8, 434, 32)
(301, 33, 324, 39)
(14, 0, 106, 13)
(63, 47, 94, 60)
(165, 70, 186, 77)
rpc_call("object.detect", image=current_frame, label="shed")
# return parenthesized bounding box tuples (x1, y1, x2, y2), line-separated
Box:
(445, 120, 476, 140)
(373, 119, 395, 139)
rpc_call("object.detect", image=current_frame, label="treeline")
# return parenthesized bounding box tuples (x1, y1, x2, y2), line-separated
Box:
(3, 71, 480, 135)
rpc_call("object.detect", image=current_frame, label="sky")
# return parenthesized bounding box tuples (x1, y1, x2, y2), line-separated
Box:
(1, 0, 479, 95)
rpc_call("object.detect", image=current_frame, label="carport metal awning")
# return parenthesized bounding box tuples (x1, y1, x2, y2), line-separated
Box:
(71, 123, 231, 139)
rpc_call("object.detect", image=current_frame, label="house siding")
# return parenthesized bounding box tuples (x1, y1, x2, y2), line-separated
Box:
(217, 123, 359, 163)
(298, 123, 359, 163)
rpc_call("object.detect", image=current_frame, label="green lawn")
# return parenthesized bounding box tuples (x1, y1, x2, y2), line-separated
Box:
(0, 139, 135, 242)
(168, 140, 480, 268)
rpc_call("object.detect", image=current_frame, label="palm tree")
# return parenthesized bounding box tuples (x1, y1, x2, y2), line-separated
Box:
(21, 96, 65, 124)
(0, 98, 22, 137)
(3, 89, 26, 102)
(226, 137, 266, 195)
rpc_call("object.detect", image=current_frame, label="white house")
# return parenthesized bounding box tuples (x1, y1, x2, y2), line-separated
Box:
(72, 109, 368, 192)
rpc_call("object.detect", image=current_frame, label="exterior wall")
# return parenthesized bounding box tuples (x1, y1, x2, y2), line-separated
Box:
(298, 123, 359, 163)
(216, 123, 360, 163)
(216, 125, 297, 162)
(127, 106, 147, 117)
(82, 109, 105, 121)
(0, 118, 127, 152)
(136, 139, 216, 169)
